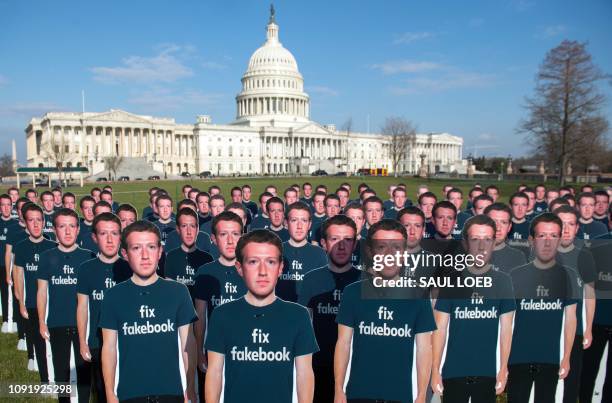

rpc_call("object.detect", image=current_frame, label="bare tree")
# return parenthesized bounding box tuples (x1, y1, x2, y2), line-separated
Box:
(0, 154, 14, 177)
(519, 40, 610, 185)
(104, 156, 124, 181)
(381, 116, 416, 177)
(41, 131, 69, 185)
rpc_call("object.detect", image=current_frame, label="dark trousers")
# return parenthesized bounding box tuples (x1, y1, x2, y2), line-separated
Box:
(13, 286, 26, 340)
(580, 324, 612, 403)
(563, 335, 582, 403)
(507, 363, 558, 403)
(49, 326, 90, 403)
(121, 395, 183, 403)
(24, 308, 48, 382)
(442, 376, 496, 403)
(0, 265, 8, 321)
(90, 348, 106, 403)
(197, 368, 206, 403)
(314, 365, 334, 403)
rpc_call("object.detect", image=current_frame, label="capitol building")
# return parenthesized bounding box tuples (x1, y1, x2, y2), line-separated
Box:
(25, 9, 465, 177)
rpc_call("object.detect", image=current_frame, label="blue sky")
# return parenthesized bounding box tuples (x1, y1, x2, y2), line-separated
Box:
(1, 0, 611, 163)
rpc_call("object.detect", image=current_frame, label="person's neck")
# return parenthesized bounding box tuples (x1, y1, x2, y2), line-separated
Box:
(218, 256, 236, 266)
(159, 217, 172, 224)
(512, 217, 526, 224)
(314, 212, 325, 218)
(558, 242, 575, 253)
(467, 263, 492, 276)
(58, 243, 78, 253)
(199, 212, 209, 217)
(579, 217, 593, 224)
(99, 254, 119, 264)
(28, 235, 44, 243)
(44, 210, 54, 215)
(288, 238, 307, 248)
(82, 219, 92, 225)
(534, 258, 556, 270)
(245, 291, 276, 307)
(593, 213, 606, 219)
(242, 198, 250, 203)
(328, 261, 352, 273)
(434, 232, 452, 240)
(536, 199, 544, 203)
(494, 241, 507, 251)
(1, 215, 11, 221)
(181, 243, 197, 253)
(131, 272, 159, 286)
(270, 224, 283, 231)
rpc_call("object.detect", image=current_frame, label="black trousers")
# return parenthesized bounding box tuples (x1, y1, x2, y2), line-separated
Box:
(90, 347, 106, 403)
(563, 335, 582, 403)
(13, 285, 26, 340)
(49, 326, 91, 403)
(121, 395, 183, 403)
(197, 368, 206, 403)
(24, 308, 48, 382)
(580, 324, 612, 403)
(0, 265, 8, 321)
(507, 363, 558, 403)
(442, 376, 496, 403)
(313, 365, 334, 403)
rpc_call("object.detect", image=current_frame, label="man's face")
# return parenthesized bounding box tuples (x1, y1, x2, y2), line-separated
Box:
(157, 199, 173, 220)
(178, 215, 198, 248)
(63, 197, 76, 210)
(25, 210, 44, 238)
(188, 190, 199, 202)
(345, 209, 365, 235)
(321, 224, 355, 267)
(91, 190, 100, 202)
(210, 199, 225, 217)
(242, 187, 252, 201)
(433, 207, 456, 237)
(473, 200, 493, 215)
(546, 191, 560, 205)
(595, 195, 609, 216)
(536, 187, 546, 200)
(530, 222, 561, 263)
(558, 212, 578, 247)
(228, 208, 247, 226)
(578, 197, 595, 220)
(41, 195, 54, 212)
(313, 195, 325, 215)
(486, 188, 499, 202)
(54, 215, 79, 248)
(393, 190, 407, 209)
(8, 189, 19, 203)
(419, 197, 436, 219)
(469, 190, 483, 203)
(487, 210, 512, 245)
(465, 224, 495, 266)
(231, 190, 242, 204)
(448, 192, 463, 211)
(364, 202, 383, 226)
(370, 229, 405, 279)
(94, 205, 112, 216)
(26, 192, 38, 203)
(209, 188, 220, 196)
(337, 191, 349, 208)
(417, 187, 429, 197)
(525, 192, 536, 211)
(260, 196, 271, 215)
(122, 231, 162, 279)
(325, 199, 341, 218)
(16, 202, 26, 221)
(266, 187, 277, 197)
(287, 209, 311, 242)
(118, 210, 137, 230)
(0, 198, 12, 218)
(268, 202, 285, 227)
(388, 186, 397, 199)
(197, 196, 210, 215)
(511, 197, 528, 220)
(52, 191, 62, 205)
(285, 191, 298, 206)
(303, 185, 312, 198)
(236, 242, 282, 299)
(183, 187, 192, 199)
(93, 221, 121, 259)
(81, 201, 95, 222)
(101, 193, 112, 204)
(211, 220, 242, 260)
(398, 214, 424, 249)
(560, 189, 570, 197)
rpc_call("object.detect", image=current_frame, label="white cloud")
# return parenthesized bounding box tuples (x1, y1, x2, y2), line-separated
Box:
(393, 32, 434, 45)
(537, 25, 567, 38)
(0, 102, 65, 118)
(128, 88, 224, 110)
(370, 60, 442, 75)
(390, 71, 496, 94)
(308, 86, 339, 96)
(91, 44, 193, 84)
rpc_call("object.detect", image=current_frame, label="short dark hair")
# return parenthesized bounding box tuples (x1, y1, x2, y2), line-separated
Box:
(94, 201, 112, 214)
(90, 187, 101, 196)
(321, 214, 357, 240)
(397, 206, 425, 224)
(552, 205, 579, 221)
(0, 193, 10, 202)
(258, 191, 273, 204)
(509, 192, 529, 205)
(92, 212, 121, 234)
(522, 187, 535, 196)
(468, 187, 484, 198)
(176, 207, 199, 226)
(266, 196, 284, 212)
(182, 184, 193, 192)
(211, 211, 243, 236)
(529, 212, 562, 237)
(324, 194, 340, 206)
(286, 201, 311, 219)
(231, 186, 242, 196)
(155, 194, 173, 207)
(418, 192, 437, 205)
(484, 202, 512, 219)
(208, 185, 221, 193)
(577, 192, 595, 205)
(62, 192, 76, 203)
(79, 195, 95, 208)
(121, 220, 161, 250)
(302, 182, 312, 189)
(462, 215, 496, 239)
(368, 219, 407, 240)
(313, 191, 326, 201)
(473, 194, 494, 209)
(485, 185, 499, 194)
(196, 192, 210, 203)
(392, 187, 407, 197)
(594, 190, 609, 200)
(40, 190, 53, 200)
(22, 202, 43, 220)
(177, 199, 197, 211)
(241, 184, 252, 191)
(284, 187, 298, 197)
(116, 203, 138, 218)
(363, 196, 383, 209)
(226, 202, 248, 216)
(432, 201, 457, 218)
(103, 185, 113, 192)
(100, 190, 113, 199)
(447, 188, 463, 199)
(52, 208, 79, 227)
(343, 202, 364, 215)
(25, 188, 37, 196)
(549, 197, 570, 210)
(236, 229, 283, 265)
(210, 194, 226, 204)
(335, 187, 349, 196)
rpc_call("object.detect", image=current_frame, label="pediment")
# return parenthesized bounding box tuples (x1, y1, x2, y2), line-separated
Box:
(88, 110, 153, 124)
(292, 122, 334, 135)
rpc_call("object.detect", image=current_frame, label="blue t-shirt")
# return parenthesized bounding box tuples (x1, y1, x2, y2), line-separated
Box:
(490, 244, 528, 274)
(42, 211, 56, 241)
(250, 214, 270, 230)
(164, 230, 212, 254)
(508, 219, 530, 242)
(76, 257, 132, 348)
(509, 262, 579, 365)
(152, 219, 176, 248)
(205, 297, 319, 403)
(435, 270, 515, 379)
(535, 200, 548, 214)
(577, 220, 608, 240)
(242, 200, 258, 218)
(37, 246, 95, 327)
(383, 206, 402, 220)
(193, 260, 247, 319)
(336, 279, 436, 402)
(298, 266, 362, 367)
(278, 242, 328, 302)
(269, 227, 289, 242)
(77, 221, 98, 254)
(13, 238, 57, 308)
(0, 217, 18, 264)
(99, 278, 197, 400)
(423, 220, 435, 239)
(590, 238, 612, 325)
(164, 247, 213, 298)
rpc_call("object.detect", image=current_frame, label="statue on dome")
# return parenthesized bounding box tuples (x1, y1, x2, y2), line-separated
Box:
(269, 4, 276, 23)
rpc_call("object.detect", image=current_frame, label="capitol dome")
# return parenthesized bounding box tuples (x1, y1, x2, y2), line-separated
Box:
(234, 6, 310, 126)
